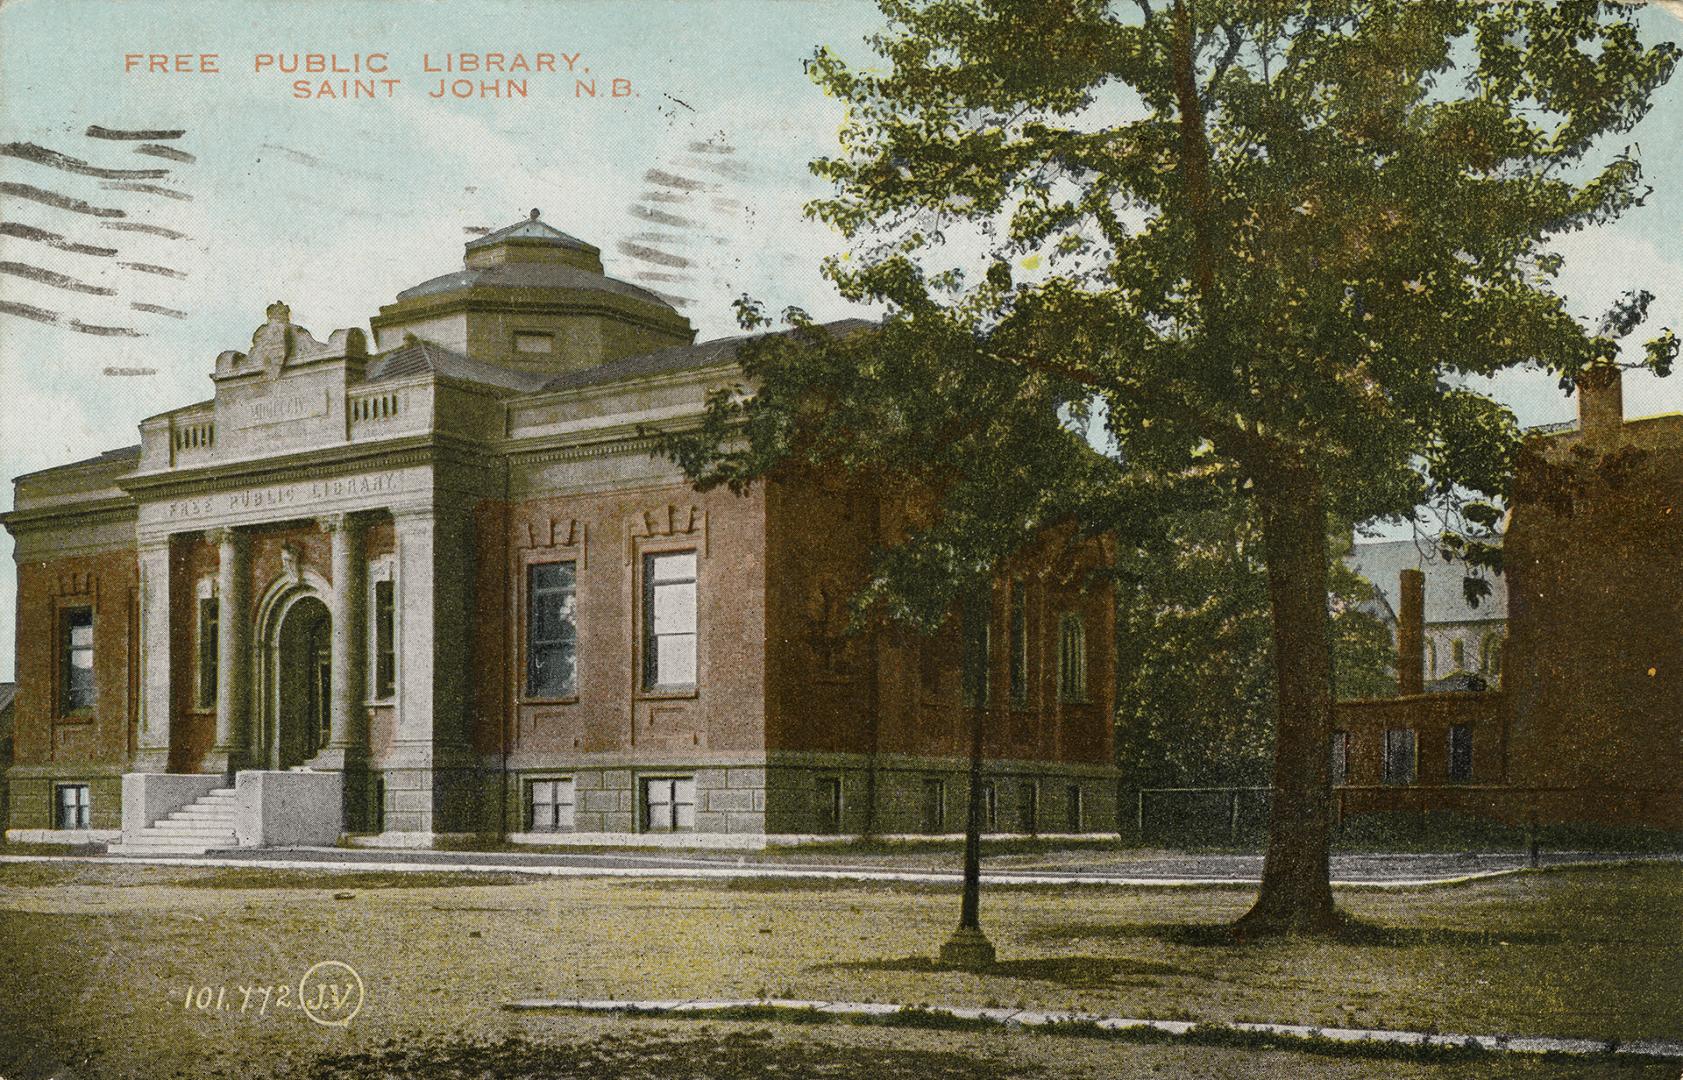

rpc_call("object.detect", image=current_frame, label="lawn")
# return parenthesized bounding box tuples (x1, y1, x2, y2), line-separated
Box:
(0, 860, 1676, 1078)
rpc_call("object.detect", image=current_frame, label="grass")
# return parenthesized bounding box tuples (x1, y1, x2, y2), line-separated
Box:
(0, 859, 1677, 1078)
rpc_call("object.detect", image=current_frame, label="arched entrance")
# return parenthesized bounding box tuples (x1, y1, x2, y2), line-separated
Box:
(263, 591, 332, 769)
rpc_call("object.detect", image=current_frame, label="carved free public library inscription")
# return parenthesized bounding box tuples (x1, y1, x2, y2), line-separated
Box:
(165, 472, 403, 520)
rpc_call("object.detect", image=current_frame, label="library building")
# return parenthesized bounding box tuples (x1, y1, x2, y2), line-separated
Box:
(3, 211, 1118, 851)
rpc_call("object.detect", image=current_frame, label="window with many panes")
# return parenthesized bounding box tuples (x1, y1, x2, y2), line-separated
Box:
(372, 578, 396, 700)
(1382, 728, 1416, 785)
(55, 784, 90, 830)
(61, 607, 95, 714)
(814, 776, 842, 834)
(960, 589, 990, 707)
(1008, 581, 1028, 706)
(1447, 725, 1473, 782)
(527, 562, 578, 698)
(1058, 613, 1087, 703)
(643, 776, 696, 832)
(196, 596, 219, 708)
(642, 552, 697, 691)
(528, 778, 576, 832)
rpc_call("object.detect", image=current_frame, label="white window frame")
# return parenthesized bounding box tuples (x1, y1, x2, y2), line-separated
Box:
(526, 560, 579, 700)
(527, 777, 576, 833)
(55, 783, 90, 830)
(642, 776, 697, 832)
(367, 556, 397, 703)
(641, 551, 698, 693)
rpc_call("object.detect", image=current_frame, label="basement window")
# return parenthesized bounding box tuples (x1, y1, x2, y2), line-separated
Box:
(55, 784, 90, 830)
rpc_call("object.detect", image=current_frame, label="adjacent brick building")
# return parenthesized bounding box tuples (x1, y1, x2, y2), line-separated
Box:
(1335, 371, 1683, 829)
(3, 212, 1118, 849)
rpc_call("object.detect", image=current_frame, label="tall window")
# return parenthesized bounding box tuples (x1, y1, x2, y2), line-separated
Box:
(1065, 784, 1083, 831)
(55, 784, 90, 829)
(1008, 582, 1029, 706)
(372, 578, 396, 700)
(1058, 613, 1087, 703)
(643, 552, 697, 691)
(196, 597, 219, 708)
(61, 607, 95, 713)
(1330, 730, 1350, 786)
(982, 781, 999, 830)
(1448, 725, 1473, 782)
(527, 562, 578, 698)
(643, 777, 696, 832)
(960, 589, 990, 707)
(1450, 637, 1466, 671)
(528, 778, 576, 832)
(1382, 728, 1417, 785)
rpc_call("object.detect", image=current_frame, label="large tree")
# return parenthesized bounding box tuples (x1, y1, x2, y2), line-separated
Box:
(666, 1, 1677, 933)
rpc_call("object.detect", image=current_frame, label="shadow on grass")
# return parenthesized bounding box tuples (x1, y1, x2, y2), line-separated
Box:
(1026, 920, 1564, 948)
(816, 954, 1195, 988)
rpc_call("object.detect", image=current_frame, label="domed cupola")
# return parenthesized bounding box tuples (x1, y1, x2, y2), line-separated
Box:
(369, 209, 695, 375)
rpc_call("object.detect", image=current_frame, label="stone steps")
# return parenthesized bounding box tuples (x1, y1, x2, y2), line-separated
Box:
(109, 788, 241, 855)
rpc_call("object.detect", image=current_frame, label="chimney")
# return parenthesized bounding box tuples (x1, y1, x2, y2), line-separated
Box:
(1577, 365, 1624, 441)
(1397, 568, 1425, 696)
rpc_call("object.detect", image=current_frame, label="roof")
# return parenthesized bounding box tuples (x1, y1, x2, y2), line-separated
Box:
(13, 444, 140, 483)
(1425, 672, 1490, 693)
(465, 212, 596, 253)
(1345, 538, 1507, 625)
(364, 338, 552, 393)
(541, 318, 877, 394)
(393, 259, 675, 310)
(0, 682, 15, 714)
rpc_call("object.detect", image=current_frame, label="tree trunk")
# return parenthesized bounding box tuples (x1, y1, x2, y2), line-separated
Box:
(1236, 464, 1341, 936)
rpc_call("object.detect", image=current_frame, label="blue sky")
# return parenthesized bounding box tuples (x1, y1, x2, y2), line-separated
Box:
(1, 0, 1680, 679)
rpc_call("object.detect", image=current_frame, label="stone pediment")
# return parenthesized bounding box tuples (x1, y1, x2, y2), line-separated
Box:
(214, 302, 367, 381)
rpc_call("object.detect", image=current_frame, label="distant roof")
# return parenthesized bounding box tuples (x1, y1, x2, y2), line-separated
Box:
(465, 210, 596, 253)
(0, 682, 15, 712)
(1346, 538, 1507, 625)
(541, 318, 877, 394)
(13, 444, 140, 483)
(364, 338, 552, 393)
(394, 259, 674, 310)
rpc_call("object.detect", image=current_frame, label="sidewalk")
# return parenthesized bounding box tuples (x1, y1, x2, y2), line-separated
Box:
(504, 997, 1683, 1063)
(5, 843, 1671, 887)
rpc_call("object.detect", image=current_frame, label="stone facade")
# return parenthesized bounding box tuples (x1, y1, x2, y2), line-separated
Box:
(4, 213, 1118, 847)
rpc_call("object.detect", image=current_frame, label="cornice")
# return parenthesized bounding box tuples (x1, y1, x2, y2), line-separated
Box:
(1, 495, 137, 536)
(118, 432, 503, 501)
(371, 291, 690, 335)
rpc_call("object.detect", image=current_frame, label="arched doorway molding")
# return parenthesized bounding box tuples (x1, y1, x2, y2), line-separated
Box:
(253, 568, 335, 770)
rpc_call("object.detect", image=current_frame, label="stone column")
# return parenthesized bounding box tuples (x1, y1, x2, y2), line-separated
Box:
(206, 526, 250, 775)
(320, 513, 368, 756)
(387, 505, 477, 838)
(132, 536, 174, 772)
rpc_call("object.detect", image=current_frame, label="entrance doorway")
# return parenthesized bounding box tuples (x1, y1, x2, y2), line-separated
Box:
(272, 594, 331, 769)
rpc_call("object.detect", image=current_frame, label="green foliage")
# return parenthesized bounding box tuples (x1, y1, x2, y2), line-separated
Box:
(1115, 510, 1393, 789)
